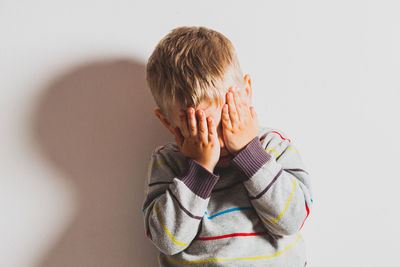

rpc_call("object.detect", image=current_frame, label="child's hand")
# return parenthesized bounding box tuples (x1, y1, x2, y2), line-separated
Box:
(173, 107, 220, 173)
(221, 86, 259, 155)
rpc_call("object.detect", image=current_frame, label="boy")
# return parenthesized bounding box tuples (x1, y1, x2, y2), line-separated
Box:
(142, 26, 313, 266)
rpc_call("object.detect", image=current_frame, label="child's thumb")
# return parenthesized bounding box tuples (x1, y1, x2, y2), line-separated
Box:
(250, 106, 257, 120)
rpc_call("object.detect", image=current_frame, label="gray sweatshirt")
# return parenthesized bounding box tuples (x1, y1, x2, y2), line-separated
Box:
(142, 125, 313, 266)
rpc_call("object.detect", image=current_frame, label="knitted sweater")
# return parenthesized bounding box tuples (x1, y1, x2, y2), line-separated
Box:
(142, 125, 313, 266)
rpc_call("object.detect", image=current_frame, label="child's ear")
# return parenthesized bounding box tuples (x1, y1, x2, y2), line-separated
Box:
(244, 74, 252, 103)
(153, 108, 175, 135)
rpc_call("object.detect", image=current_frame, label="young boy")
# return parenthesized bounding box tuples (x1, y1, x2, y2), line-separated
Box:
(142, 26, 313, 266)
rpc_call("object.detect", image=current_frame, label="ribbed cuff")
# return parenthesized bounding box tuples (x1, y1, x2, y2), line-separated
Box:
(231, 137, 272, 179)
(179, 159, 220, 199)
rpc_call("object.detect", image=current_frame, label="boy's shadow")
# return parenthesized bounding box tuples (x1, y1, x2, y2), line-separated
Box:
(31, 58, 171, 267)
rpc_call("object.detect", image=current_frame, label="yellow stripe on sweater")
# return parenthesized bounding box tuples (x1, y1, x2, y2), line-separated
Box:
(148, 160, 164, 169)
(265, 147, 299, 158)
(265, 148, 279, 158)
(264, 179, 297, 224)
(159, 234, 302, 264)
(153, 202, 188, 247)
(287, 147, 299, 153)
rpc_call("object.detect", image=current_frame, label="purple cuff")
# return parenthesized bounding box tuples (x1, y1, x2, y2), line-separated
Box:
(179, 158, 220, 199)
(230, 137, 272, 179)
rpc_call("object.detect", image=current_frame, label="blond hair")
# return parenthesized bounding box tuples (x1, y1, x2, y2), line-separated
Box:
(146, 26, 243, 121)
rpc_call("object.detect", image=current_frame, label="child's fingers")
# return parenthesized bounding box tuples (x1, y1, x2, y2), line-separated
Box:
(178, 110, 189, 137)
(221, 104, 232, 130)
(235, 89, 251, 122)
(227, 91, 239, 126)
(207, 116, 217, 140)
(250, 106, 258, 120)
(197, 110, 208, 143)
(233, 88, 243, 121)
(187, 107, 198, 136)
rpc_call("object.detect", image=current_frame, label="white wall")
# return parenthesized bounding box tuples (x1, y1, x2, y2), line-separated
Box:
(1, 1, 399, 266)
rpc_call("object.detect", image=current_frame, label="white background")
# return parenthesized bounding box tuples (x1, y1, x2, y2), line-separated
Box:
(1, 1, 399, 266)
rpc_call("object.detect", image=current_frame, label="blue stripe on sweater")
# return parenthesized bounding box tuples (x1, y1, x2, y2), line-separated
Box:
(205, 206, 253, 219)
(142, 194, 163, 213)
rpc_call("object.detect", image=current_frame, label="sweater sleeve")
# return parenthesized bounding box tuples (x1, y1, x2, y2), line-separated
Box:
(230, 130, 313, 236)
(142, 145, 219, 255)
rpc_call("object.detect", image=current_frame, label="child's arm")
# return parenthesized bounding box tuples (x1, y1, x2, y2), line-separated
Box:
(231, 130, 313, 236)
(142, 150, 219, 255)
(221, 86, 312, 236)
(142, 107, 220, 255)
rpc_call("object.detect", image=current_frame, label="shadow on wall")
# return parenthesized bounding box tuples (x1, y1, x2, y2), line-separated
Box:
(30, 58, 171, 267)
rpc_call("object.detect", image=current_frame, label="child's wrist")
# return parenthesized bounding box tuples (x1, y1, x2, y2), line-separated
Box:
(197, 162, 215, 173)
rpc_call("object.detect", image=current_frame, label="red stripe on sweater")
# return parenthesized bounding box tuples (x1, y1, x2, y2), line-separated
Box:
(157, 145, 179, 153)
(197, 232, 267, 241)
(298, 203, 310, 231)
(157, 146, 166, 153)
(271, 131, 291, 142)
